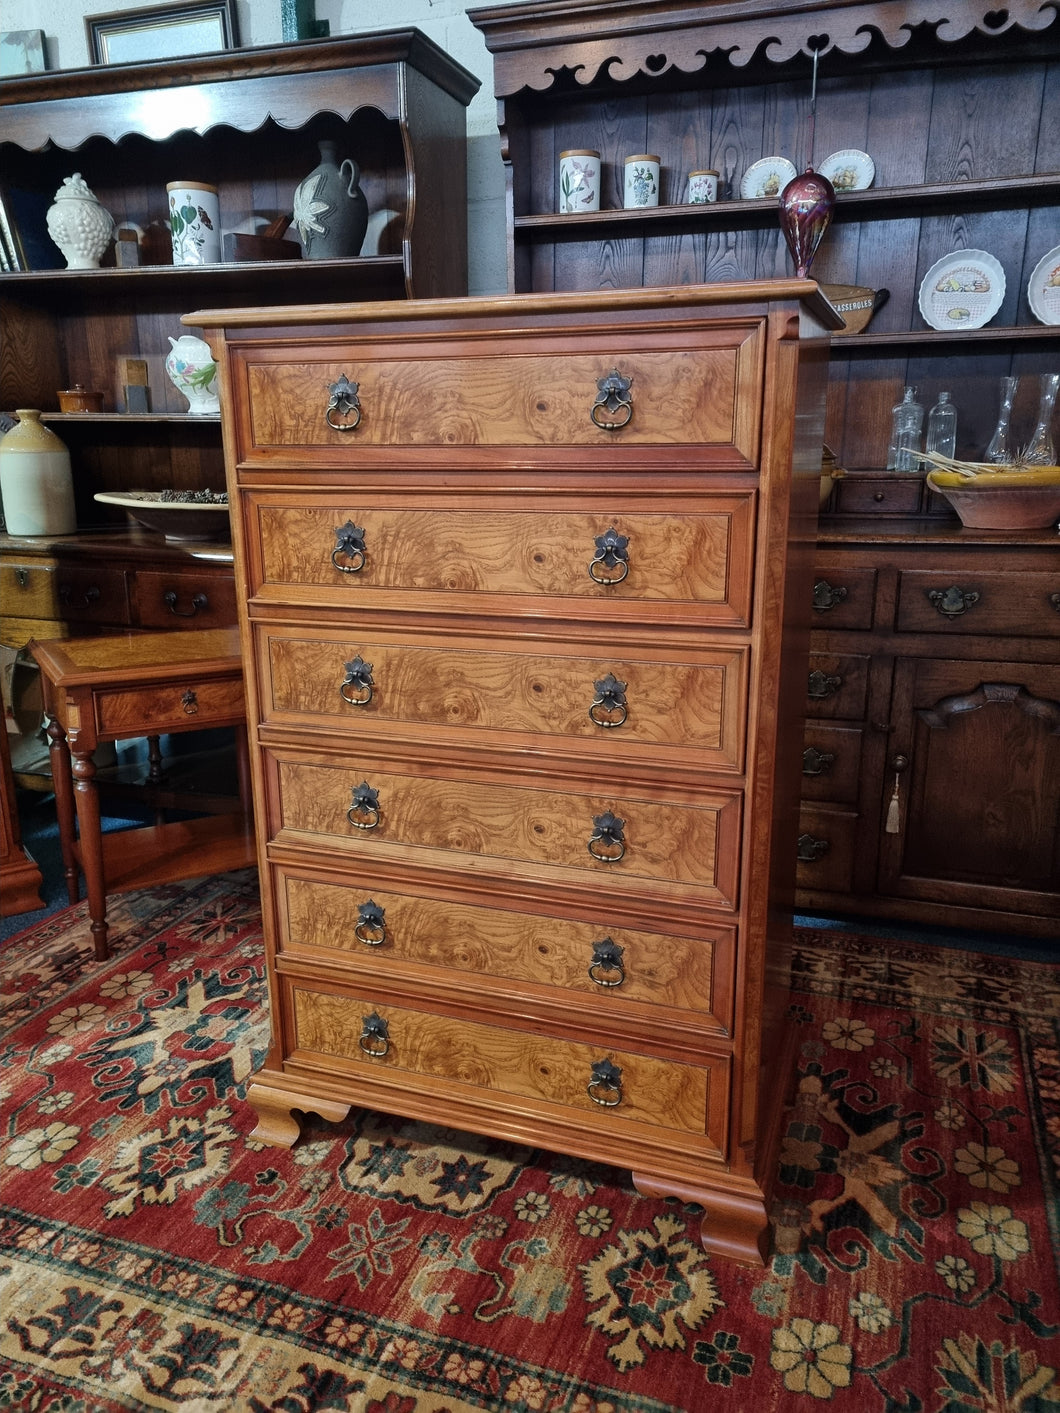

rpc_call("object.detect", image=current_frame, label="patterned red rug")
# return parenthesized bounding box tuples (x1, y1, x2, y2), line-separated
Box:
(1, 871, 1057, 1412)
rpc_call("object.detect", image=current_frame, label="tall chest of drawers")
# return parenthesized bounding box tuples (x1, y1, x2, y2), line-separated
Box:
(194, 283, 838, 1266)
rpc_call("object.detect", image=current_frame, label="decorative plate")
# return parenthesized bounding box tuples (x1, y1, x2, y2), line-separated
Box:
(740, 156, 797, 200)
(94, 490, 231, 543)
(1027, 244, 1060, 325)
(917, 249, 1006, 331)
(818, 149, 875, 192)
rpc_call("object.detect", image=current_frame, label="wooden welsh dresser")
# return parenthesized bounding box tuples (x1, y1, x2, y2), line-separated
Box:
(192, 283, 840, 1266)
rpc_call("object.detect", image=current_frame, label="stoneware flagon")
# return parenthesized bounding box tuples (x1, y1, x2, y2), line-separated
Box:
(0, 410, 77, 535)
(292, 140, 369, 259)
(778, 165, 836, 278)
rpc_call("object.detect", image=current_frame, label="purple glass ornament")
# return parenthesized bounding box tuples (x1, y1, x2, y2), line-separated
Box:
(778, 165, 836, 278)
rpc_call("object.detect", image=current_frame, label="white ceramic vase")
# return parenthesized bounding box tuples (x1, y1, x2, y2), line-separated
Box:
(165, 335, 220, 416)
(45, 174, 115, 270)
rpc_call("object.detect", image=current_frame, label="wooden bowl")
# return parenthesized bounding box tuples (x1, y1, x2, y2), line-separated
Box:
(925, 467, 1060, 530)
(94, 490, 231, 542)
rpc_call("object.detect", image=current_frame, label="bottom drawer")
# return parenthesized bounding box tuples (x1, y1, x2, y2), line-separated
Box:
(796, 805, 857, 893)
(288, 982, 728, 1148)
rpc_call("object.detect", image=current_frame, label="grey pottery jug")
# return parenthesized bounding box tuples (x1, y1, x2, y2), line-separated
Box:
(292, 140, 369, 259)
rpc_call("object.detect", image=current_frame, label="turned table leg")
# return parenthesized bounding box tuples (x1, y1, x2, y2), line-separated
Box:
(46, 716, 81, 905)
(71, 750, 109, 961)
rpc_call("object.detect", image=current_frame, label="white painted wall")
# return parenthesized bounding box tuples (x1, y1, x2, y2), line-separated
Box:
(3, 0, 522, 294)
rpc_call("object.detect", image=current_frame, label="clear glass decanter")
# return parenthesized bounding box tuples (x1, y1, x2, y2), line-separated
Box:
(985, 375, 1018, 464)
(1022, 372, 1059, 466)
(886, 386, 924, 472)
(925, 391, 957, 460)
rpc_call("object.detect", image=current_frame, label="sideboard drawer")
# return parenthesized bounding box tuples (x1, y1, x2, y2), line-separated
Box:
(805, 653, 870, 720)
(132, 570, 238, 629)
(800, 724, 862, 804)
(897, 570, 1060, 637)
(809, 567, 878, 630)
(796, 805, 857, 893)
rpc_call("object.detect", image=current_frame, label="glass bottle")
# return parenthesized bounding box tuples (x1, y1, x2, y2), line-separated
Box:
(1022, 372, 1059, 466)
(887, 386, 924, 472)
(925, 391, 957, 460)
(985, 375, 1018, 465)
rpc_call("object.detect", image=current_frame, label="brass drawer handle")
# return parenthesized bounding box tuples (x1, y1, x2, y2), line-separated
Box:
(812, 579, 848, 612)
(347, 780, 381, 831)
(163, 589, 208, 617)
(588, 937, 625, 987)
(927, 586, 980, 618)
(326, 374, 362, 431)
(181, 689, 199, 716)
(589, 674, 628, 728)
(587, 1057, 623, 1106)
(359, 1013, 390, 1057)
(340, 656, 375, 706)
(332, 520, 367, 574)
(588, 527, 629, 585)
(802, 746, 835, 776)
(590, 368, 634, 430)
(588, 810, 626, 863)
(353, 900, 387, 946)
(797, 833, 830, 862)
(808, 669, 842, 699)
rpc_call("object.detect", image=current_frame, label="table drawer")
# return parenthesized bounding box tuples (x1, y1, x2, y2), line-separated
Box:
(237, 327, 761, 466)
(796, 805, 857, 893)
(278, 869, 735, 1032)
(95, 675, 246, 736)
(801, 724, 862, 804)
(289, 981, 728, 1144)
(0, 560, 127, 625)
(268, 751, 741, 908)
(805, 653, 870, 720)
(132, 570, 238, 629)
(896, 570, 1060, 637)
(257, 626, 747, 769)
(248, 494, 756, 628)
(810, 567, 877, 629)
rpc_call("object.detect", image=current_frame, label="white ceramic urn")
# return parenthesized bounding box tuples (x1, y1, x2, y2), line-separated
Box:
(45, 174, 115, 270)
(164, 335, 220, 415)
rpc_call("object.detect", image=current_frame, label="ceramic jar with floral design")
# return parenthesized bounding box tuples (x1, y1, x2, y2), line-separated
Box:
(45, 173, 115, 269)
(167, 181, 222, 265)
(165, 335, 220, 415)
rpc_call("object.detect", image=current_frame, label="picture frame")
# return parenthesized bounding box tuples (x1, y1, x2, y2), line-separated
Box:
(0, 30, 46, 76)
(85, 1, 239, 66)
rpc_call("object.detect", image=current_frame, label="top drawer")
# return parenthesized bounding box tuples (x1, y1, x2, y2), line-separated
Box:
(0, 560, 128, 626)
(897, 571, 1060, 638)
(231, 326, 763, 469)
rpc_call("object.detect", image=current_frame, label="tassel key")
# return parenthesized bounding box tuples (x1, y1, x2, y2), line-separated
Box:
(885, 754, 909, 836)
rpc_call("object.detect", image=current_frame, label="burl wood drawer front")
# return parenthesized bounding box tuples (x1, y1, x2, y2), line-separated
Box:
(805, 653, 870, 721)
(796, 805, 857, 893)
(132, 571, 238, 629)
(289, 983, 727, 1141)
(238, 328, 761, 465)
(96, 676, 246, 736)
(270, 754, 740, 907)
(279, 872, 734, 1029)
(247, 495, 755, 628)
(258, 627, 747, 769)
(800, 724, 863, 804)
(896, 571, 1060, 638)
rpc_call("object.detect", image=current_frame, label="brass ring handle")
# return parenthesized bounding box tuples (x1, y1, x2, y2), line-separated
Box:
(589, 674, 628, 728)
(164, 590, 208, 617)
(588, 811, 626, 864)
(358, 1013, 390, 1057)
(331, 520, 367, 574)
(326, 374, 362, 432)
(590, 369, 634, 430)
(588, 527, 630, 586)
(340, 656, 375, 706)
(181, 689, 199, 716)
(353, 900, 387, 947)
(347, 780, 381, 831)
(587, 1058, 623, 1107)
(588, 937, 625, 987)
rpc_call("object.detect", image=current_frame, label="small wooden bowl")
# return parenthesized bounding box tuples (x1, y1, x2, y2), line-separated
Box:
(57, 385, 105, 412)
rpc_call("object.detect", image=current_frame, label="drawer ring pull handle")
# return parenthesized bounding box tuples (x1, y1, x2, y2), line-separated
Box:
(588, 937, 625, 987)
(589, 674, 628, 728)
(163, 590, 208, 617)
(326, 374, 362, 432)
(590, 368, 634, 431)
(588, 527, 629, 586)
(331, 520, 367, 574)
(358, 1013, 390, 1057)
(347, 780, 381, 831)
(181, 689, 199, 716)
(927, 586, 980, 618)
(587, 1058, 623, 1106)
(340, 656, 375, 706)
(353, 900, 387, 946)
(588, 811, 626, 864)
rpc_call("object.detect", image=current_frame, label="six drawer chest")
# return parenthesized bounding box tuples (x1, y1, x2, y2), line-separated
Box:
(192, 282, 840, 1265)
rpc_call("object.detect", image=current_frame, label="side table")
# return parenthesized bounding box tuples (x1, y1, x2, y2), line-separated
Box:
(31, 627, 255, 960)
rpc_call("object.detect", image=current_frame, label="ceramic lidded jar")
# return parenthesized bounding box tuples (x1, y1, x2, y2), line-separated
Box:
(0, 410, 77, 535)
(165, 335, 220, 415)
(292, 141, 369, 259)
(45, 173, 115, 270)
